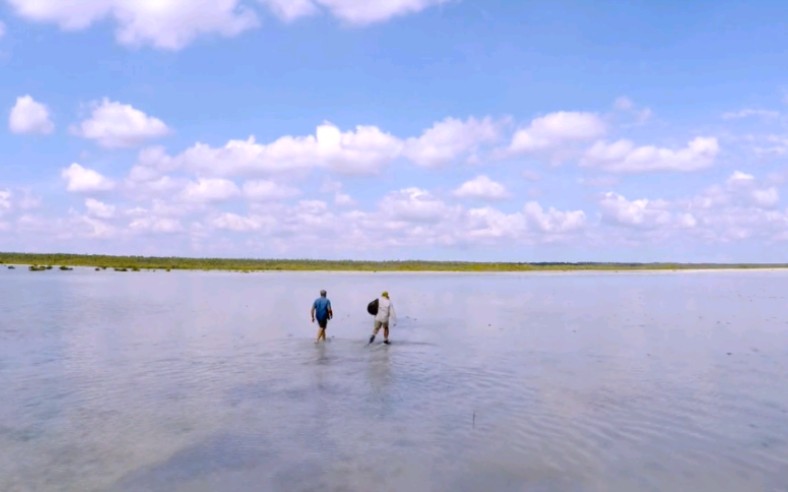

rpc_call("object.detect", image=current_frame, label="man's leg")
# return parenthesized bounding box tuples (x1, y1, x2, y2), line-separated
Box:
(383, 323, 390, 344)
(369, 321, 381, 344)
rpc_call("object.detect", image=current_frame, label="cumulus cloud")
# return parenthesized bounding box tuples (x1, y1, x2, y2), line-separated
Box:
(181, 178, 240, 203)
(73, 99, 170, 148)
(464, 207, 525, 241)
(243, 180, 300, 201)
(683, 174, 786, 242)
(6, 0, 259, 50)
(259, 0, 319, 21)
(129, 216, 183, 233)
(523, 202, 586, 233)
(132, 116, 500, 179)
(723, 171, 780, 208)
(613, 96, 652, 125)
(403, 116, 501, 167)
(8, 95, 54, 135)
(7, 0, 447, 49)
(334, 192, 355, 206)
(85, 198, 116, 219)
(0, 189, 11, 213)
(61, 163, 116, 193)
(599, 192, 675, 229)
(210, 212, 263, 232)
(750, 134, 788, 156)
(453, 175, 509, 200)
(384, 187, 458, 223)
(261, 0, 449, 25)
(582, 137, 719, 173)
(597, 169, 786, 245)
(509, 111, 606, 154)
(142, 122, 402, 176)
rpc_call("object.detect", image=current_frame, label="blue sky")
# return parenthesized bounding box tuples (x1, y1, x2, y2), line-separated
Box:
(1, 0, 787, 262)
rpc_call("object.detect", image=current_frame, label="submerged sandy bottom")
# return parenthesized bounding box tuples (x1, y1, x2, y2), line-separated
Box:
(1, 269, 787, 491)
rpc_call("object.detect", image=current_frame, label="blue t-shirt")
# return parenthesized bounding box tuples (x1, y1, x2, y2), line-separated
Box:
(313, 297, 331, 321)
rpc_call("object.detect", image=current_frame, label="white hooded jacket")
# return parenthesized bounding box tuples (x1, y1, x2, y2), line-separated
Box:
(375, 296, 396, 323)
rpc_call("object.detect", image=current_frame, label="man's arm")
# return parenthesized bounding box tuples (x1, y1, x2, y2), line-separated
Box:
(310, 302, 316, 322)
(327, 301, 333, 319)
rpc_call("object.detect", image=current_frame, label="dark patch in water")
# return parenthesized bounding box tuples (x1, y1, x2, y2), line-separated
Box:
(112, 433, 273, 492)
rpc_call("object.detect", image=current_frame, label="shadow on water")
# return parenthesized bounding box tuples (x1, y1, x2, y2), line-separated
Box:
(111, 433, 275, 492)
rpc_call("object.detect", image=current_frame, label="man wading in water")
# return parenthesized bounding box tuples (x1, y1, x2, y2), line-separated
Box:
(369, 291, 396, 345)
(311, 289, 333, 343)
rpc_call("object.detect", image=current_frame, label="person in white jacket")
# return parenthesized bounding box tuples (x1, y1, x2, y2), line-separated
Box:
(369, 291, 396, 345)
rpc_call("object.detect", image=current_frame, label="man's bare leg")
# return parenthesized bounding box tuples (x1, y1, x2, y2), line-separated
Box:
(383, 325, 390, 344)
(316, 327, 326, 343)
(369, 325, 380, 344)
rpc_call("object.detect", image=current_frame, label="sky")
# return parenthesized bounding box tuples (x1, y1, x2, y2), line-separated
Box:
(1, 0, 787, 262)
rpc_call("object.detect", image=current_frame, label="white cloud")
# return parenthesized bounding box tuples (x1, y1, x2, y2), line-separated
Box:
(752, 188, 780, 208)
(726, 170, 755, 186)
(18, 190, 42, 210)
(384, 187, 457, 223)
(722, 108, 781, 120)
(261, 0, 449, 25)
(8, 95, 54, 135)
(464, 207, 525, 241)
(613, 96, 652, 125)
(683, 176, 787, 242)
(210, 212, 262, 232)
(751, 134, 788, 156)
(150, 122, 402, 176)
(319, 178, 355, 206)
(334, 192, 355, 206)
(61, 163, 116, 193)
(243, 180, 300, 201)
(0, 189, 11, 213)
(73, 99, 169, 148)
(181, 178, 240, 203)
(129, 216, 183, 233)
(582, 137, 719, 173)
(523, 201, 586, 233)
(453, 175, 509, 200)
(6, 0, 259, 50)
(509, 111, 606, 154)
(259, 0, 319, 21)
(724, 171, 780, 208)
(78, 215, 117, 239)
(7, 0, 446, 49)
(85, 198, 116, 219)
(403, 116, 500, 167)
(599, 192, 674, 228)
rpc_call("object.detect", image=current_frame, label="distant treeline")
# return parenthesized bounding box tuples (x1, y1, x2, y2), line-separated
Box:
(1, 252, 787, 272)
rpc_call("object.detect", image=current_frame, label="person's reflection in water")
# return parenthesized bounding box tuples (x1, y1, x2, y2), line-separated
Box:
(367, 345, 395, 416)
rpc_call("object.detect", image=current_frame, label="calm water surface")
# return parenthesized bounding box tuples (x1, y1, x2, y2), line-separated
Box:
(1, 268, 787, 491)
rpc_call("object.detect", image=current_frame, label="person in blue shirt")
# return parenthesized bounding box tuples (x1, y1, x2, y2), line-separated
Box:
(311, 289, 333, 343)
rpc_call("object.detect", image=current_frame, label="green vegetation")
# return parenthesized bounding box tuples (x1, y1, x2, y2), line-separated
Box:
(1, 252, 787, 273)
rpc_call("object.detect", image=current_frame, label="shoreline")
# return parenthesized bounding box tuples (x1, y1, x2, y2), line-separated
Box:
(2, 252, 788, 274)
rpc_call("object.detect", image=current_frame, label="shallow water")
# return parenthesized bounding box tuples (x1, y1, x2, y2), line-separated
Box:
(1, 268, 787, 491)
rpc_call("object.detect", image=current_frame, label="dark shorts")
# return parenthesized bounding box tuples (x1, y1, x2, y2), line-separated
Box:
(317, 318, 328, 329)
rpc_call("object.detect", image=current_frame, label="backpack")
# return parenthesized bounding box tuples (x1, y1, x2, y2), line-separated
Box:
(367, 298, 379, 315)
